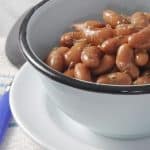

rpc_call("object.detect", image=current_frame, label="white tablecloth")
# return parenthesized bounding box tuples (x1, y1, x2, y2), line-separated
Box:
(0, 0, 44, 149)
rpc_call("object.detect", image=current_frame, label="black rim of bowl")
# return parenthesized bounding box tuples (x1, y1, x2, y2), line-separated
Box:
(19, 0, 150, 95)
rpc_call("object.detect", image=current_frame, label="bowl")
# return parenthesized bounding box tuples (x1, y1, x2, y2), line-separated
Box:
(19, 0, 150, 139)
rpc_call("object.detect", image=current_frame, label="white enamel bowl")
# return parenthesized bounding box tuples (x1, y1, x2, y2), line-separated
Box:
(19, 0, 150, 139)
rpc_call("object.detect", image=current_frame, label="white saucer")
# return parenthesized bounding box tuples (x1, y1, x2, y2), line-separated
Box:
(10, 63, 150, 150)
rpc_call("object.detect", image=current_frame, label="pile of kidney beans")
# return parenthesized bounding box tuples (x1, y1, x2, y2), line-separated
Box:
(45, 10, 150, 85)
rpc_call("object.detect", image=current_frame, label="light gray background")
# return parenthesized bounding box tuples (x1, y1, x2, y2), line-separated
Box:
(0, 0, 44, 149)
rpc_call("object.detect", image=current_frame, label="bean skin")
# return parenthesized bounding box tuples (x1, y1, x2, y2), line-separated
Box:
(55, 47, 69, 54)
(97, 72, 132, 85)
(115, 24, 139, 36)
(73, 38, 88, 46)
(74, 63, 92, 81)
(64, 47, 82, 66)
(64, 69, 74, 78)
(73, 20, 105, 31)
(68, 61, 76, 69)
(135, 51, 149, 66)
(101, 36, 125, 54)
(128, 25, 150, 49)
(144, 12, 150, 21)
(60, 32, 82, 47)
(46, 51, 65, 72)
(81, 46, 101, 68)
(116, 44, 139, 79)
(124, 63, 140, 80)
(50, 47, 69, 55)
(92, 55, 115, 75)
(134, 76, 150, 85)
(103, 10, 129, 27)
(131, 12, 149, 28)
(82, 27, 114, 45)
(116, 44, 134, 70)
(64, 40, 87, 66)
(119, 36, 129, 44)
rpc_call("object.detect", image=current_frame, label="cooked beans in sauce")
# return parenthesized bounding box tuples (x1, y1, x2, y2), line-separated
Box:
(45, 10, 150, 85)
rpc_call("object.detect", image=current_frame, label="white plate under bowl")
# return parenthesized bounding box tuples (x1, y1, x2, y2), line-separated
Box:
(10, 63, 150, 150)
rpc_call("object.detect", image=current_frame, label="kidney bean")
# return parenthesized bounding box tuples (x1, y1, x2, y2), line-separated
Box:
(103, 10, 129, 27)
(82, 27, 114, 45)
(125, 63, 140, 79)
(64, 40, 87, 66)
(119, 35, 129, 44)
(134, 76, 150, 85)
(135, 50, 149, 66)
(116, 44, 134, 69)
(55, 47, 69, 54)
(128, 25, 150, 49)
(97, 72, 132, 85)
(131, 12, 149, 27)
(101, 36, 126, 54)
(144, 12, 150, 21)
(64, 69, 74, 78)
(92, 55, 115, 75)
(68, 61, 76, 69)
(115, 24, 139, 36)
(60, 32, 82, 47)
(74, 63, 92, 81)
(73, 20, 105, 31)
(81, 46, 101, 68)
(116, 44, 139, 79)
(46, 51, 65, 72)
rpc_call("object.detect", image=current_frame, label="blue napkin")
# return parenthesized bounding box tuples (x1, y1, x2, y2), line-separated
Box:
(0, 91, 12, 144)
